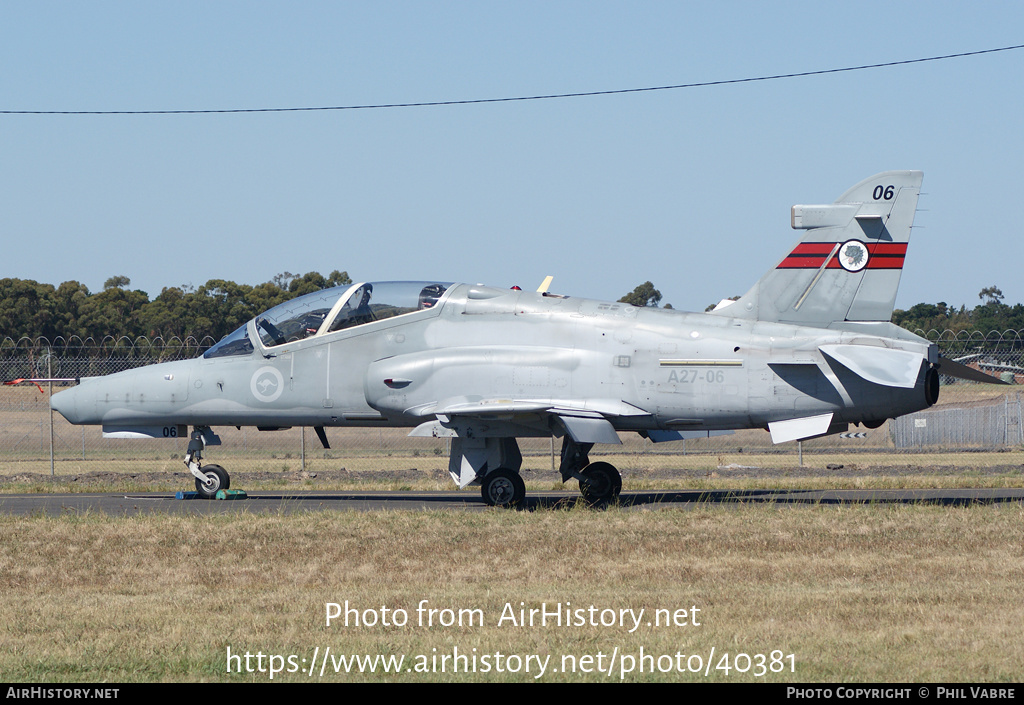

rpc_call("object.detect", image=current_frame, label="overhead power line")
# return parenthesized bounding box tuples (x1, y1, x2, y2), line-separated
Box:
(4, 43, 1023, 115)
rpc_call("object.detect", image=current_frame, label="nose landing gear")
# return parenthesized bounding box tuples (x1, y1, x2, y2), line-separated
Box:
(194, 464, 230, 498)
(184, 426, 229, 499)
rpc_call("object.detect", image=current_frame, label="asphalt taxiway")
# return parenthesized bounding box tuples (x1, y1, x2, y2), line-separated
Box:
(2, 487, 1023, 516)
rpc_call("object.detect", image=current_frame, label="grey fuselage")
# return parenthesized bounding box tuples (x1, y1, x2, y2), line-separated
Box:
(50, 282, 935, 438)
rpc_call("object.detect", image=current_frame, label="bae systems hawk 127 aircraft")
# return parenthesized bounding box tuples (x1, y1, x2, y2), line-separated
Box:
(42, 171, 1001, 505)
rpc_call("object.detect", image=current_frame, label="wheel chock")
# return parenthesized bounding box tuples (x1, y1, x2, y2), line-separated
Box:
(215, 489, 248, 500)
(175, 491, 201, 500)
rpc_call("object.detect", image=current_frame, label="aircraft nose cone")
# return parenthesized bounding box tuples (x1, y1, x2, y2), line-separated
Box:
(50, 382, 90, 424)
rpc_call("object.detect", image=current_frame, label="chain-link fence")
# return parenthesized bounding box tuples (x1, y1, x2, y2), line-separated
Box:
(2, 331, 1022, 478)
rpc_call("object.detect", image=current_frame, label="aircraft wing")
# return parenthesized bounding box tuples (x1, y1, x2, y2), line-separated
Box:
(408, 397, 651, 445)
(409, 398, 736, 445)
(430, 397, 650, 418)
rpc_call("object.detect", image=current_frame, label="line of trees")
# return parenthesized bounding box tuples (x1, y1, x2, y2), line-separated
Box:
(0, 271, 350, 343)
(890, 286, 1024, 334)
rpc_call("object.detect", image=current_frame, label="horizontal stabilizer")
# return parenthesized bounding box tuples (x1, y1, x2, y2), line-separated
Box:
(937, 356, 1010, 385)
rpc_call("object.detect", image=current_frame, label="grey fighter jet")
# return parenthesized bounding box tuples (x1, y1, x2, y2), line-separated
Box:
(47, 171, 997, 505)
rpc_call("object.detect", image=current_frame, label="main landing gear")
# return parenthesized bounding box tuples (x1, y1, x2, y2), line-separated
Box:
(475, 438, 623, 507)
(577, 461, 622, 504)
(185, 426, 229, 499)
(559, 438, 622, 505)
(480, 468, 526, 507)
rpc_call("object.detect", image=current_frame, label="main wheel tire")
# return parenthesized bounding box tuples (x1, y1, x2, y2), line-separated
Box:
(579, 461, 622, 504)
(195, 464, 229, 499)
(480, 468, 526, 507)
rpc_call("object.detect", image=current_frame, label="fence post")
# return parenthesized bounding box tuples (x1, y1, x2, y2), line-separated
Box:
(48, 351, 54, 476)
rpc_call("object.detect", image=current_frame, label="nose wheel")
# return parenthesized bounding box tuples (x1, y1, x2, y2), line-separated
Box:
(194, 464, 230, 499)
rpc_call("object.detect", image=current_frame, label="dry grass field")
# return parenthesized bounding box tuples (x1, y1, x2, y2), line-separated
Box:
(1, 502, 1022, 682)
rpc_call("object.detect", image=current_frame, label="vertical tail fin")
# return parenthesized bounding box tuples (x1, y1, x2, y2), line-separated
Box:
(711, 171, 923, 326)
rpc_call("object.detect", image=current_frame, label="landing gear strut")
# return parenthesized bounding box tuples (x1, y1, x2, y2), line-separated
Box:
(184, 426, 228, 499)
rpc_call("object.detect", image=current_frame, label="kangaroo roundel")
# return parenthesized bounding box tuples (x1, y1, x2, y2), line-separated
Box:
(250, 366, 284, 402)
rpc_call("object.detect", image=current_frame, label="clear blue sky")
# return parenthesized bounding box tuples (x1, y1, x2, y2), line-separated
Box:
(2, 1, 1022, 315)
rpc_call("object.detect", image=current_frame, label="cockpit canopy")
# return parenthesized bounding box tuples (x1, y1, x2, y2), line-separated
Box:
(204, 281, 451, 359)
